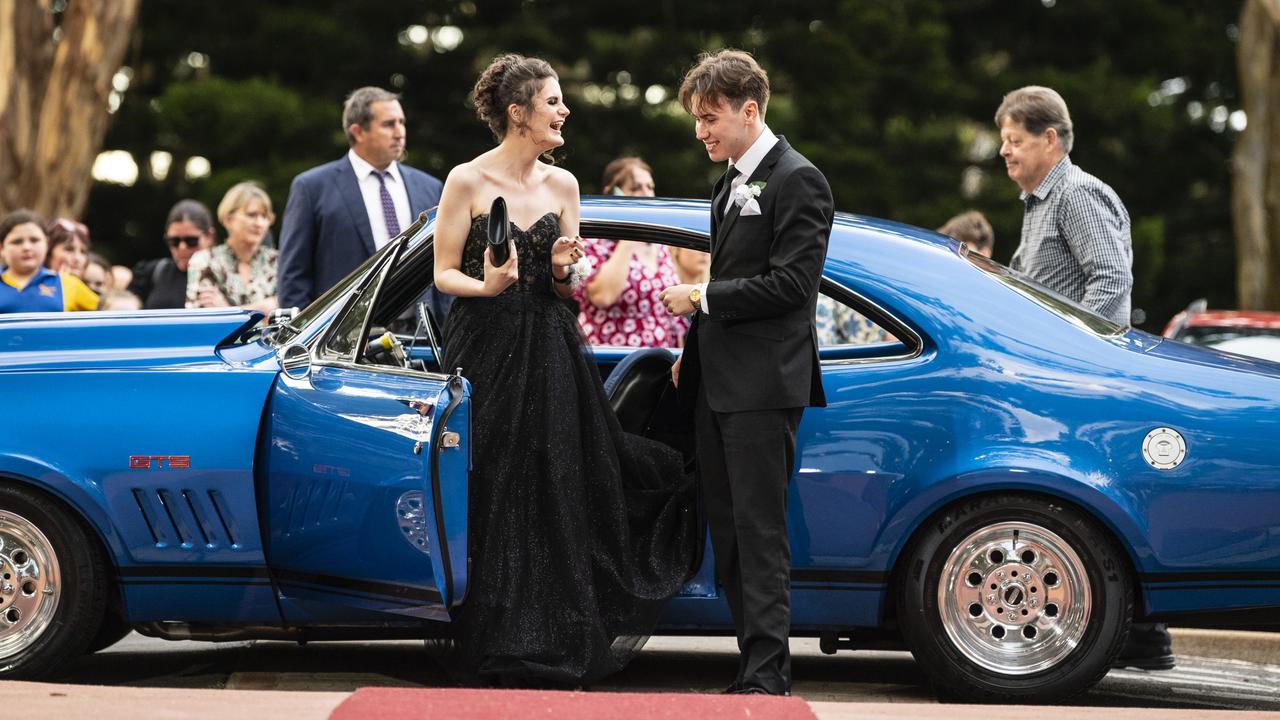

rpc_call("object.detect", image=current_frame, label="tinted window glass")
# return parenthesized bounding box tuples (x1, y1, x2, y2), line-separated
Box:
(815, 292, 897, 347)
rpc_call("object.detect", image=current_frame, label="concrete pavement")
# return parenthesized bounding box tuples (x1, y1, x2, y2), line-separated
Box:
(5, 680, 1280, 720)
(2, 629, 1276, 719)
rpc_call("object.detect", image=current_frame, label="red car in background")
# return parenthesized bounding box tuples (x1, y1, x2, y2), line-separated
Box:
(1163, 299, 1280, 362)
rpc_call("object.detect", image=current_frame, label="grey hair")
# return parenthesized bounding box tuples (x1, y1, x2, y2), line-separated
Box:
(994, 85, 1074, 154)
(343, 87, 400, 144)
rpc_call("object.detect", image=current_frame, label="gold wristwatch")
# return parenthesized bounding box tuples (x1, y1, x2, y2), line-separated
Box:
(688, 286, 702, 307)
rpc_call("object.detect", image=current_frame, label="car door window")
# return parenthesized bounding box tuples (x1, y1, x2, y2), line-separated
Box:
(320, 285, 379, 362)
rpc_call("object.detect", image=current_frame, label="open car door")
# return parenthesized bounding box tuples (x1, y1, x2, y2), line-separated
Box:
(261, 239, 469, 622)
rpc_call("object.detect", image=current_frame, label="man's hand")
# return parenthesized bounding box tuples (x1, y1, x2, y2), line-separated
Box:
(670, 353, 682, 388)
(660, 283, 697, 315)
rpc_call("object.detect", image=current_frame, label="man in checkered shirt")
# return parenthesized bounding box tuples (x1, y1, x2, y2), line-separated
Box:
(996, 86, 1133, 326)
(995, 86, 1170, 672)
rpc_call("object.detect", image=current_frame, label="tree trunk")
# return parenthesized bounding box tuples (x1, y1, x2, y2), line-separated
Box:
(0, 0, 139, 218)
(1234, 0, 1280, 310)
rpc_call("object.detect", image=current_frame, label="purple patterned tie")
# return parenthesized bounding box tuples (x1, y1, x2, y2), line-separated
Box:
(374, 170, 400, 237)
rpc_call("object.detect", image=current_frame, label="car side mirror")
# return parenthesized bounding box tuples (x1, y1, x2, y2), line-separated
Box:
(279, 343, 312, 379)
(269, 306, 299, 325)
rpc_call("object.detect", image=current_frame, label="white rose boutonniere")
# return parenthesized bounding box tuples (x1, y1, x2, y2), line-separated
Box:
(733, 180, 766, 216)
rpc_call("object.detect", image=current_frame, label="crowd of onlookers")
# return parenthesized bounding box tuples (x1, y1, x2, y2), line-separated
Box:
(1, 84, 991, 352)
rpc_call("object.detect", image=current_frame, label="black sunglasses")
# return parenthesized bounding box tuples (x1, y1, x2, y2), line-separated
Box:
(166, 235, 202, 248)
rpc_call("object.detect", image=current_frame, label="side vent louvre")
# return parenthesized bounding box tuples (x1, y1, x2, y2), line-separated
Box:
(132, 487, 242, 550)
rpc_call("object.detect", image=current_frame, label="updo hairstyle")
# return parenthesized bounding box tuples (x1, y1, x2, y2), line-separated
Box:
(473, 53, 557, 142)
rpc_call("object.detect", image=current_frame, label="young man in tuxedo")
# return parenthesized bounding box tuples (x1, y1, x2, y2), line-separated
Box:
(660, 49, 833, 696)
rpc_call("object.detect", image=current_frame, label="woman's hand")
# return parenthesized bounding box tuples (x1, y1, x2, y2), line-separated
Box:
(551, 235, 585, 267)
(482, 241, 519, 296)
(196, 285, 231, 308)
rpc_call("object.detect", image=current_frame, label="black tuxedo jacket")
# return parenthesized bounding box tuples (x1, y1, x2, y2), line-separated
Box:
(277, 156, 443, 309)
(681, 136, 833, 413)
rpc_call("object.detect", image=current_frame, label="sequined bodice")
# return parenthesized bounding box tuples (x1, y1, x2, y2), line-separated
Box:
(462, 212, 560, 295)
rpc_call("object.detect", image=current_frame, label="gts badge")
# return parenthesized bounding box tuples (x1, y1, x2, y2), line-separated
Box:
(129, 455, 191, 470)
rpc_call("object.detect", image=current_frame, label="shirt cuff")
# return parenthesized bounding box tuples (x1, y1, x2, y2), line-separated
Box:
(697, 282, 709, 313)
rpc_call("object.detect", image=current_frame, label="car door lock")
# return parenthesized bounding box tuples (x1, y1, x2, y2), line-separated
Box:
(440, 431, 461, 449)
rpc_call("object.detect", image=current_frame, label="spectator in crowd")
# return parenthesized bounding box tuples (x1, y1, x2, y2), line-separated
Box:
(82, 253, 113, 297)
(187, 181, 278, 313)
(100, 288, 143, 311)
(997, 85, 1166, 671)
(938, 210, 994, 258)
(670, 245, 710, 286)
(278, 86, 443, 312)
(129, 199, 216, 309)
(110, 264, 133, 291)
(576, 157, 688, 347)
(996, 85, 1132, 326)
(1, 209, 98, 313)
(45, 217, 91, 278)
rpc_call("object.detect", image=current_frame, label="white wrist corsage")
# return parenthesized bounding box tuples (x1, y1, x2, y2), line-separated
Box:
(565, 258, 591, 290)
(733, 181, 766, 216)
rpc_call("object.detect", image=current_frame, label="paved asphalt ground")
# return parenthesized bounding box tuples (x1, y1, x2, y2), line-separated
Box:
(34, 630, 1280, 716)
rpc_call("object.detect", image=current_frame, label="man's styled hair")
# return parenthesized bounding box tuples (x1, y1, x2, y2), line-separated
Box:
(678, 49, 770, 116)
(343, 87, 400, 145)
(994, 85, 1074, 154)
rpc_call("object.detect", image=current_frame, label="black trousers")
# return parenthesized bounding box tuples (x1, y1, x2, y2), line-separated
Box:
(695, 385, 803, 694)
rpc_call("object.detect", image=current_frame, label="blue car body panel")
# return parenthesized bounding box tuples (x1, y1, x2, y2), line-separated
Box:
(0, 197, 1278, 637)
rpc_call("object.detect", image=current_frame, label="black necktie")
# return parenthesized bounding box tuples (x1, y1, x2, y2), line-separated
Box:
(713, 166, 742, 225)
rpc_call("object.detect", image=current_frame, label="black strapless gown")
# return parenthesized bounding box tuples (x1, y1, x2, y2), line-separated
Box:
(442, 212, 697, 686)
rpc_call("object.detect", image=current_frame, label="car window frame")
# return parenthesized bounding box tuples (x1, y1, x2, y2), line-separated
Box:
(816, 276, 924, 365)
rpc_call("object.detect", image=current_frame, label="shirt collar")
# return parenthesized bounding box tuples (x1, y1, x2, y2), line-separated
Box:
(1, 266, 55, 290)
(348, 148, 402, 183)
(1021, 154, 1072, 202)
(729, 124, 778, 181)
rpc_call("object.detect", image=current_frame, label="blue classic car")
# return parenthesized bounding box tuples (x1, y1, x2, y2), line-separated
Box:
(1, 198, 1278, 702)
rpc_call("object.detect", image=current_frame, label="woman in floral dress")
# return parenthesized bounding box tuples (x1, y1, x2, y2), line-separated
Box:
(187, 181, 278, 314)
(575, 157, 688, 347)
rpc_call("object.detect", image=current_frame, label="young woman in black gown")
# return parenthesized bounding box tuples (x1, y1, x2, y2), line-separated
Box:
(431, 54, 698, 687)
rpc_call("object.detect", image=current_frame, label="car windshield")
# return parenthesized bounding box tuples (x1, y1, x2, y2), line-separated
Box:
(269, 246, 392, 347)
(964, 250, 1126, 336)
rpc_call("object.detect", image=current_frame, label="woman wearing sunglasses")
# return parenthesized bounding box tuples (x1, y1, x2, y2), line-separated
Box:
(127, 199, 216, 309)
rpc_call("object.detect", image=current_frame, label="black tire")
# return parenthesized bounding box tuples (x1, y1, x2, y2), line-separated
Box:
(85, 610, 132, 654)
(0, 482, 109, 678)
(896, 493, 1133, 704)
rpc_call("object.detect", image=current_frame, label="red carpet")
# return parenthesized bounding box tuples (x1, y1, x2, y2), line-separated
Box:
(328, 688, 817, 720)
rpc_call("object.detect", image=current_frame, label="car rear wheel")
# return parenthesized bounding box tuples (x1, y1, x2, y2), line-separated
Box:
(896, 493, 1133, 703)
(0, 482, 108, 677)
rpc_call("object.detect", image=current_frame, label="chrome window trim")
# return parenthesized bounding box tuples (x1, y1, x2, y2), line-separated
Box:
(818, 277, 924, 366)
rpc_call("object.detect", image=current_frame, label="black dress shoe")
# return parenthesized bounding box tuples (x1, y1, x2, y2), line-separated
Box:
(727, 685, 791, 696)
(1112, 622, 1176, 671)
(720, 682, 743, 694)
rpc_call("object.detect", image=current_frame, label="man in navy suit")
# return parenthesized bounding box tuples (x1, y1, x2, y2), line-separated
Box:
(278, 87, 443, 310)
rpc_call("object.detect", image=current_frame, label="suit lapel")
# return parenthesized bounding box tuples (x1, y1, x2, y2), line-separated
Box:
(339, 158, 376, 256)
(714, 137, 790, 264)
(709, 171, 727, 254)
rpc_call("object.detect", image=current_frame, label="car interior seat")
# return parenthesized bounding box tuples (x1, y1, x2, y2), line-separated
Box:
(602, 347, 693, 456)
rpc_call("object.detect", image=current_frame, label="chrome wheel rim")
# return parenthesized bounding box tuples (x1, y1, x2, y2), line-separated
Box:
(937, 521, 1090, 675)
(0, 511, 61, 659)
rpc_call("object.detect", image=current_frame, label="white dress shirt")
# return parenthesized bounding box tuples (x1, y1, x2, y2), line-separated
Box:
(699, 125, 778, 312)
(348, 149, 411, 249)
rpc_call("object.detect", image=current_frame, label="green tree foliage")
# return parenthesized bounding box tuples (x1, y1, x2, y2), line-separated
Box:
(87, 0, 1239, 329)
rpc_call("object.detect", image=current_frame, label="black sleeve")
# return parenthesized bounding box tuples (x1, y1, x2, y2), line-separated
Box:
(127, 259, 157, 302)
